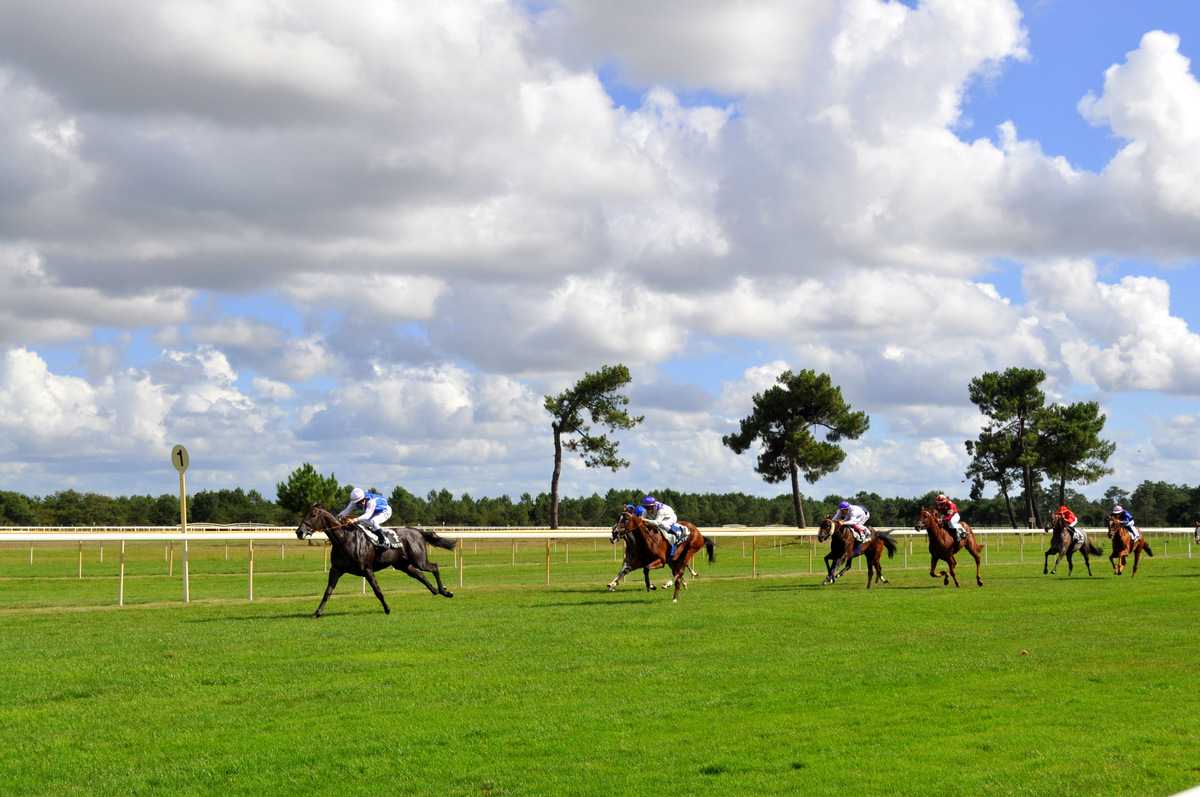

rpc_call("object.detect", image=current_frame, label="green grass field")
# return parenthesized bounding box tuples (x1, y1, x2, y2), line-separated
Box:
(1, 535, 1198, 796)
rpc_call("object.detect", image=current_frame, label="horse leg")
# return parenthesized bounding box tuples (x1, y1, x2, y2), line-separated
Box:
(1050, 549, 1065, 575)
(401, 563, 441, 596)
(1130, 546, 1141, 578)
(930, 555, 948, 586)
(671, 561, 687, 603)
(607, 562, 634, 591)
(422, 560, 453, 597)
(1082, 548, 1093, 576)
(312, 566, 344, 618)
(946, 553, 962, 588)
(1065, 550, 1074, 576)
(872, 545, 888, 585)
(1044, 546, 1054, 574)
(361, 568, 391, 614)
(964, 543, 982, 587)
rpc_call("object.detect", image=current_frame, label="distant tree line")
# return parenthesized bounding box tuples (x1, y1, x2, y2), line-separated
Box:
(3, 479, 1198, 529)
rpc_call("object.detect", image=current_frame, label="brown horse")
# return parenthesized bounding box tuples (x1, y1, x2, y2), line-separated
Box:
(296, 503, 456, 617)
(817, 515, 898, 588)
(914, 507, 983, 587)
(1043, 515, 1104, 576)
(607, 506, 714, 602)
(1106, 517, 1153, 578)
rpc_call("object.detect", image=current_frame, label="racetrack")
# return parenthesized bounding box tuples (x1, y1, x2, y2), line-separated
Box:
(2, 542, 1198, 796)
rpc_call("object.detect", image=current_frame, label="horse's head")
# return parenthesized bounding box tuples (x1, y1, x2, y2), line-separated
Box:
(914, 507, 935, 532)
(296, 502, 331, 540)
(817, 515, 837, 543)
(611, 505, 639, 544)
(1106, 516, 1122, 539)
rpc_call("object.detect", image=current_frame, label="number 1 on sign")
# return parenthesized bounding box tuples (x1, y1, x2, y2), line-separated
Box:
(171, 444, 189, 473)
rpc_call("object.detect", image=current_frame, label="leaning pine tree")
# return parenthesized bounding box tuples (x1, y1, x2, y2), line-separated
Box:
(722, 369, 869, 528)
(544, 364, 643, 530)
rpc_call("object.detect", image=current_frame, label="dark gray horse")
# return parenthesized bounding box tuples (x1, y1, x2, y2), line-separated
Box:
(1043, 515, 1103, 576)
(296, 503, 455, 617)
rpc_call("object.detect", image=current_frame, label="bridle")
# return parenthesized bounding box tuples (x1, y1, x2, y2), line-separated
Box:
(817, 516, 839, 543)
(296, 507, 357, 539)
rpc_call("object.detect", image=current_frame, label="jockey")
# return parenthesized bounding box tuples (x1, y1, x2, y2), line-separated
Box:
(935, 494, 965, 539)
(831, 500, 871, 542)
(1054, 505, 1083, 542)
(1108, 505, 1141, 543)
(642, 496, 686, 551)
(339, 487, 392, 545)
(1054, 505, 1078, 531)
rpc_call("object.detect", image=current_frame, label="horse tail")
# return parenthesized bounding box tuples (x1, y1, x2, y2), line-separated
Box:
(420, 530, 458, 551)
(703, 535, 716, 563)
(1142, 542, 1154, 557)
(1086, 538, 1104, 556)
(876, 530, 897, 559)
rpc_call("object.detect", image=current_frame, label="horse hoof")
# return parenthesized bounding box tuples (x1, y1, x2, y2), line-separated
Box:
(442, 590, 454, 598)
(607, 585, 616, 592)
(384, 607, 391, 614)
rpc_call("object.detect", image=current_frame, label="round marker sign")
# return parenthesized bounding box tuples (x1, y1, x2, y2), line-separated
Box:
(171, 444, 189, 473)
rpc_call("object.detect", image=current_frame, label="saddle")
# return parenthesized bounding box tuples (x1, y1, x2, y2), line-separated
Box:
(358, 523, 403, 549)
(851, 526, 872, 544)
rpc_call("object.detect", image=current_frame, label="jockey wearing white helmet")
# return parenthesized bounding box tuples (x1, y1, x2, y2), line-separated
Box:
(339, 487, 392, 545)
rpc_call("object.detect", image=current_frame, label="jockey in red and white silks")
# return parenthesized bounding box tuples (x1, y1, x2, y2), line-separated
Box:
(935, 494, 964, 538)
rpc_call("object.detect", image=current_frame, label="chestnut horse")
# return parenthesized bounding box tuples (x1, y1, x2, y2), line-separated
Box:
(1043, 515, 1103, 576)
(607, 506, 714, 602)
(296, 503, 455, 617)
(914, 507, 983, 587)
(817, 515, 898, 588)
(1106, 517, 1153, 578)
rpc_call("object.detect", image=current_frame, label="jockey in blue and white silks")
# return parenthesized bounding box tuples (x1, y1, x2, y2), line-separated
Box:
(1108, 505, 1141, 543)
(831, 501, 871, 543)
(642, 496, 686, 548)
(339, 487, 392, 545)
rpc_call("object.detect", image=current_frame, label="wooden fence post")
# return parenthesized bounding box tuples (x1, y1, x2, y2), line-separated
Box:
(248, 540, 254, 601)
(78, 541, 83, 579)
(118, 540, 126, 606)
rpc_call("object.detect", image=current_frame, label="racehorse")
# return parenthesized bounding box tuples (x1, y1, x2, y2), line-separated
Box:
(816, 515, 898, 588)
(608, 521, 704, 593)
(914, 506, 983, 587)
(1043, 515, 1103, 576)
(1195, 521, 1199, 545)
(607, 506, 714, 602)
(1106, 516, 1153, 578)
(296, 503, 456, 617)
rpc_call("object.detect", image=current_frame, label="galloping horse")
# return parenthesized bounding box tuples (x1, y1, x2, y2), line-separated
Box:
(296, 503, 456, 617)
(1106, 516, 1153, 578)
(1043, 515, 1103, 576)
(607, 506, 714, 602)
(914, 507, 983, 587)
(817, 515, 898, 588)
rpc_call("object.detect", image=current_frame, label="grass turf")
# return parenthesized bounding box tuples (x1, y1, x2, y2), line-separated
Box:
(0, 537, 1198, 796)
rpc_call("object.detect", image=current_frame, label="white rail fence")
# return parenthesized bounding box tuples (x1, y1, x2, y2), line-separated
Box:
(1, 525, 1194, 607)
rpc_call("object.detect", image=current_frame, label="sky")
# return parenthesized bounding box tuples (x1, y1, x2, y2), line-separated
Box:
(2, 0, 1200, 505)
